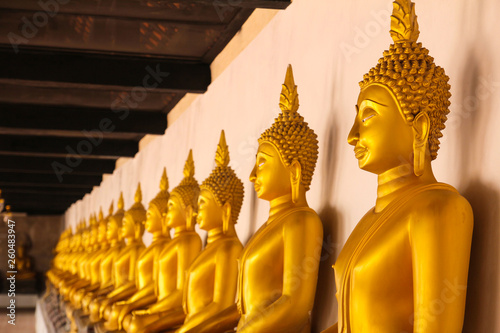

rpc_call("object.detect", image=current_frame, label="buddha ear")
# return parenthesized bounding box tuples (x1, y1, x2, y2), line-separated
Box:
(222, 201, 232, 235)
(290, 159, 302, 204)
(134, 222, 142, 240)
(412, 112, 430, 177)
(185, 205, 195, 231)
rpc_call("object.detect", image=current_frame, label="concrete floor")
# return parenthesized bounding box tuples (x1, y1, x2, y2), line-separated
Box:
(0, 309, 36, 333)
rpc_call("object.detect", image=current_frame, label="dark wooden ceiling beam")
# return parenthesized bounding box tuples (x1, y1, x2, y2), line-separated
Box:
(0, 181, 94, 190)
(0, 172, 102, 187)
(207, 0, 291, 9)
(1, 187, 88, 197)
(0, 134, 138, 159)
(0, 156, 116, 175)
(0, 103, 167, 136)
(0, 48, 211, 93)
(0, 0, 291, 15)
(3, 192, 82, 204)
(2, 200, 75, 215)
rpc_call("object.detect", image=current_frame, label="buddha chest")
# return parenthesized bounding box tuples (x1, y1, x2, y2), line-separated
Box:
(240, 220, 285, 316)
(334, 208, 414, 333)
(185, 244, 217, 313)
(137, 241, 164, 289)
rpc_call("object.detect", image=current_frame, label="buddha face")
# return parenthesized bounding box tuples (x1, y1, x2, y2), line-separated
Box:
(145, 205, 162, 233)
(107, 218, 119, 241)
(197, 189, 223, 231)
(165, 196, 185, 228)
(121, 214, 136, 239)
(250, 142, 291, 201)
(90, 226, 99, 246)
(348, 83, 414, 175)
(82, 230, 90, 248)
(98, 223, 107, 243)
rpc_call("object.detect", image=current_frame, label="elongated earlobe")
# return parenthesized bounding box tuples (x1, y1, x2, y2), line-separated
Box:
(412, 113, 430, 177)
(290, 160, 302, 203)
(222, 202, 232, 235)
(185, 205, 195, 231)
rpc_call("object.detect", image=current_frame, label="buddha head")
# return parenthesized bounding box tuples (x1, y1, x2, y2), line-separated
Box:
(146, 168, 170, 235)
(250, 65, 319, 203)
(87, 214, 99, 249)
(198, 130, 244, 234)
(81, 221, 91, 250)
(348, 0, 451, 176)
(121, 184, 146, 241)
(166, 150, 199, 231)
(107, 193, 125, 242)
(71, 221, 84, 252)
(97, 207, 109, 244)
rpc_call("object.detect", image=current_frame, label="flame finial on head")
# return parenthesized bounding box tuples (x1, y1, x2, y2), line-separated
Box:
(390, 0, 420, 43)
(134, 183, 142, 204)
(279, 65, 300, 114)
(108, 201, 114, 216)
(160, 167, 169, 192)
(117, 192, 124, 210)
(183, 150, 195, 178)
(215, 130, 230, 168)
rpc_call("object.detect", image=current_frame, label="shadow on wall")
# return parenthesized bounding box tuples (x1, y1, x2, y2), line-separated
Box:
(311, 95, 343, 332)
(457, 47, 499, 333)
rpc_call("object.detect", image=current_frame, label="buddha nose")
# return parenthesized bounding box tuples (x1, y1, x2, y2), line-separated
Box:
(249, 165, 257, 183)
(347, 121, 359, 146)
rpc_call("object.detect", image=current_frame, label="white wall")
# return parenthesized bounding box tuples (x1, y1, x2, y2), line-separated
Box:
(64, 0, 500, 331)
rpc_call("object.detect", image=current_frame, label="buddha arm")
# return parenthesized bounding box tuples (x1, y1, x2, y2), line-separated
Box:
(129, 284, 155, 303)
(410, 194, 473, 333)
(180, 305, 240, 333)
(181, 244, 241, 331)
(239, 214, 323, 332)
(150, 239, 200, 313)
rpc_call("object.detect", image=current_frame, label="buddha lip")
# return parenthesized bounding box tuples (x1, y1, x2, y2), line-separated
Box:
(354, 147, 368, 159)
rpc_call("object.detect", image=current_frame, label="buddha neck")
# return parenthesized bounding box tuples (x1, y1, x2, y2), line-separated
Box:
(207, 227, 224, 244)
(207, 223, 236, 244)
(376, 162, 437, 213)
(268, 191, 308, 224)
(108, 238, 120, 248)
(173, 225, 188, 238)
(125, 236, 142, 246)
(151, 230, 165, 243)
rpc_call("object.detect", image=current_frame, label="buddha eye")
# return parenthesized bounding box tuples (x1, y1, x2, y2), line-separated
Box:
(258, 161, 265, 167)
(362, 114, 376, 123)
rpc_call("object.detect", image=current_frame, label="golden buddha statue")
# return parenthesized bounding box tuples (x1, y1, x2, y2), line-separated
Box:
(49, 225, 81, 290)
(59, 217, 95, 300)
(122, 151, 202, 333)
(93, 185, 147, 324)
(103, 172, 172, 331)
(70, 208, 111, 309)
(81, 199, 126, 315)
(234, 65, 323, 333)
(46, 229, 72, 292)
(172, 130, 245, 333)
(15, 235, 36, 280)
(87, 193, 128, 321)
(323, 1, 473, 332)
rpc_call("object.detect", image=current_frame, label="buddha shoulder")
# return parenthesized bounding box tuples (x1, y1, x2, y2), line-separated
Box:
(410, 186, 473, 228)
(215, 238, 243, 255)
(281, 209, 322, 233)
